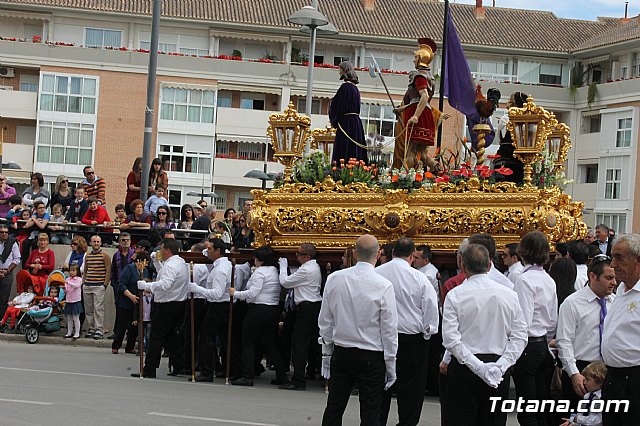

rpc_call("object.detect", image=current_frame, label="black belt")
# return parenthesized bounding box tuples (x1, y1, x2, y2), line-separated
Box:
(528, 336, 547, 343)
(297, 301, 321, 306)
(607, 365, 640, 376)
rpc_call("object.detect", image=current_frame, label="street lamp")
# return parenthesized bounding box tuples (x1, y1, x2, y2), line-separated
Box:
(267, 102, 311, 182)
(187, 191, 218, 203)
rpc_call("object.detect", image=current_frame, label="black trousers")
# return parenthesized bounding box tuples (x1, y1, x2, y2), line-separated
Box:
(602, 365, 640, 426)
(380, 333, 429, 426)
(0, 272, 12, 320)
(322, 346, 385, 426)
(182, 298, 207, 373)
(446, 355, 510, 426)
(230, 300, 248, 378)
(198, 301, 229, 377)
(111, 306, 137, 351)
(291, 301, 321, 387)
(512, 340, 555, 426)
(560, 359, 591, 410)
(144, 301, 185, 373)
(241, 304, 286, 381)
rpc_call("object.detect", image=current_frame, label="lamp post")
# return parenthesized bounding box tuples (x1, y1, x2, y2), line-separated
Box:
(267, 102, 311, 182)
(507, 97, 555, 187)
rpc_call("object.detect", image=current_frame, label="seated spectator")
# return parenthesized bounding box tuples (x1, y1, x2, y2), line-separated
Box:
(144, 185, 169, 216)
(113, 204, 127, 227)
(49, 203, 71, 245)
(16, 233, 55, 295)
(0, 173, 16, 218)
(121, 200, 151, 230)
(49, 175, 73, 213)
(13, 209, 32, 251)
(0, 283, 35, 332)
(151, 205, 175, 230)
(23, 201, 50, 262)
(22, 172, 50, 208)
(28, 286, 59, 312)
(6, 194, 24, 222)
(82, 196, 111, 226)
(179, 204, 195, 229)
(64, 187, 89, 224)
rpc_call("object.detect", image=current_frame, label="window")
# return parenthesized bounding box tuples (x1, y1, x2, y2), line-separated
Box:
(160, 87, 215, 123)
(20, 75, 38, 92)
(85, 28, 122, 48)
(616, 118, 632, 147)
(592, 68, 602, 84)
(366, 55, 391, 70)
(470, 59, 510, 81)
(539, 63, 562, 85)
(40, 74, 97, 114)
(604, 169, 621, 199)
(37, 121, 94, 165)
(361, 103, 396, 138)
(589, 116, 601, 133)
(240, 94, 265, 110)
(621, 66, 628, 79)
(579, 164, 598, 183)
(214, 189, 227, 210)
(158, 134, 213, 174)
(238, 142, 263, 161)
(595, 213, 626, 235)
(296, 98, 321, 114)
(140, 41, 177, 53)
(216, 140, 230, 156)
(179, 47, 208, 57)
(333, 53, 351, 66)
(217, 91, 232, 108)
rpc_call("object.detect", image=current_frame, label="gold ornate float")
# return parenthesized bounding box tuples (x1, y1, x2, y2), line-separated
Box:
(250, 100, 585, 253)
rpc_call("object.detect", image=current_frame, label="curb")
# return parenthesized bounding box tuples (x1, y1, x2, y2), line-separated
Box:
(0, 332, 114, 348)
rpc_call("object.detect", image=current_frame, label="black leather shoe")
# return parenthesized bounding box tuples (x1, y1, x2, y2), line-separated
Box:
(270, 378, 288, 386)
(279, 382, 306, 391)
(195, 373, 213, 382)
(167, 369, 186, 377)
(131, 370, 156, 378)
(231, 377, 254, 386)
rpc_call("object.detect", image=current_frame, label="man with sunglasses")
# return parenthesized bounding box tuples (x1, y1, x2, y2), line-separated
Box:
(601, 234, 640, 426)
(0, 223, 20, 320)
(557, 254, 616, 413)
(108, 233, 135, 341)
(81, 166, 106, 206)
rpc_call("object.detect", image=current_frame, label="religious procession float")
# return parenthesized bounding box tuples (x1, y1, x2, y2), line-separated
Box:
(248, 38, 586, 259)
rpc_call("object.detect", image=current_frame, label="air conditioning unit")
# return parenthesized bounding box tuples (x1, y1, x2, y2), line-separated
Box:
(0, 67, 15, 78)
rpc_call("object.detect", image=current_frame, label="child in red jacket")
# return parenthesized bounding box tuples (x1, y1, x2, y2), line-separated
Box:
(82, 196, 111, 226)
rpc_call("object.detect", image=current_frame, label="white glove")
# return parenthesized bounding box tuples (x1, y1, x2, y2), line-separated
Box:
(278, 257, 288, 269)
(187, 282, 201, 294)
(321, 355, 331, 380)
(137, 280, 148, 291)
(384, 370, 396, 390)
(483, 362, 505, 388)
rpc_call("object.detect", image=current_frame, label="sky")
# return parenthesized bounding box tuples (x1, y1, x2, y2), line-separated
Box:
(452, 0, 638, 21)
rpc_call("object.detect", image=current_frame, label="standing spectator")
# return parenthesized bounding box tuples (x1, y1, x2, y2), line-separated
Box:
(16, 233, 54, 295)
(81, 166, 106, 206)
(223, 208, 236, 227)
(112, 204, 127, 228)
(469, 233, 514, 290)
(22, 172, 50, 208)
(197, 200, 208, 211)
(109, 232, 134, 339)
(232, 214, 254, 249)
(378, 243, 393, 265)
(0, 173, 16, 218)
(591, 223, 613, 257)
(125, 157, 143, 215)
(549, 257, 577, 307)
(191, 205, 216, 244)
(121, 199, 152, 230)
(242, 199, 253, 215)
(513, 230, 558, 426)
(133, 238, 188, 379)
(502, 242, 524, 285)
(64, 187, 88, 224)
(49, 175, 73, 213)
(584, 228, 596, 245)
(0, 223, 21, 319)
(24, 200, 50, 240)
(49, 203, 71, 244)
(413, 244, 439, 298)
(440, 239, 469, 304)
(341, 246, 356, 269)
(82, 196, 111, 226)
(179, 204, 195, 229)
(568, 240, 590, 291)
(83, 235, 111, 340)
(62, 236, 87, 271)
(319, 234, 398, 426)
(63, 264, 84, 339)
(151, 206, 175, 230)
(144, 185, 169, 216)
(442, 243, 528, 426)
(376, 238, 439, 426)
(148, 158, 169, 197)
(601, 234, 640, 426)
(278, 243, 323, 391)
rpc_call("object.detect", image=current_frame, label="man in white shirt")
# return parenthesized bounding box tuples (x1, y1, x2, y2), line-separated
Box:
(0, 223, 21, 319)
(502, 242, 523, 285)
(602, 234, 640, 426)
(469, 234, 514, 290)
(512, 230, 558, 426)
(134, 238, 189, 378)
(556, 254, 616, 412)
(568, 240, 590, 291)
(278, 243, 322, 391)
(319, 234, 398, 426)
(442, 243, 528, 426)
(188, 238, 232, 382)
(413, 244, 439, 295)
(377, 238, 438, 426)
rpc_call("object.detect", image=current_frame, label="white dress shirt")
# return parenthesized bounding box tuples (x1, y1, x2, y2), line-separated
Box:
(191, 263, 212, 300)
(234, 266, 280, 305)
(602, 281, 640, 368)
(200, 256, 232, 303)
(318, 262, 398, 374)
(419, 262, 439, 296)
(0, 239, 21, 269)
(234, 262, 252, 291)
(488, 262, 514, 290)
(146, 254, 189, 303)
(514, 265, 558, 338)
(279, 259, 322, 303)
(506, 262, 524, 285)
(557, 285, 614, 376)
(442, 273, 528, 374)
(376, 258, 439, 339)
(574, 264, 589, 292)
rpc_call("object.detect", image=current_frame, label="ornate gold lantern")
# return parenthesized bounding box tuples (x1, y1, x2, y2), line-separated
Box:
(267, 102, 311, 182)
(546, 121, 571, 173)
(311, 125, 336, 159)
(507, 97, 555, 187)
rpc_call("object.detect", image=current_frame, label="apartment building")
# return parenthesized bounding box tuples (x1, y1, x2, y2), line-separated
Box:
(0, 0, 638, 231)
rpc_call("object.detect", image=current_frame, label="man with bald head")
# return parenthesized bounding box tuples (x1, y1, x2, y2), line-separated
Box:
(319, 234, 398, 426)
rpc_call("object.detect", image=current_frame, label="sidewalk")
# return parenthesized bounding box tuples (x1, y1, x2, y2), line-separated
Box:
(0, 329, 114, 348)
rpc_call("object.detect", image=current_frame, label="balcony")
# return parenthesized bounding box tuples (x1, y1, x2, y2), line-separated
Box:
(213, 158, 283, 188)
(0, 89, 37, 120)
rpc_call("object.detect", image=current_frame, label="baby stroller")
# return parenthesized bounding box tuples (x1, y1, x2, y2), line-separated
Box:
(17, 270, 66, 344)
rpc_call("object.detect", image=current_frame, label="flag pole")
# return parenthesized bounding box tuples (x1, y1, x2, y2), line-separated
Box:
(437, 0, 450, 151)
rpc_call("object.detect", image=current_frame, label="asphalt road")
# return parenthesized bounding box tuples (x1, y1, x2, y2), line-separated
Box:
(0, 339, 518, 425)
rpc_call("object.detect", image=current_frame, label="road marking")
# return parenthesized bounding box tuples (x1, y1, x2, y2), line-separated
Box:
(148, 412, 280, 425)
(0, 398, 53, 406)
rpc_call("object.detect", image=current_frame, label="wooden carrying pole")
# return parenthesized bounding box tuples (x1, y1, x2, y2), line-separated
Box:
(189, 262, 196, 383)
(135, 259, 148, 379)
(225, 259, 236, 385)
